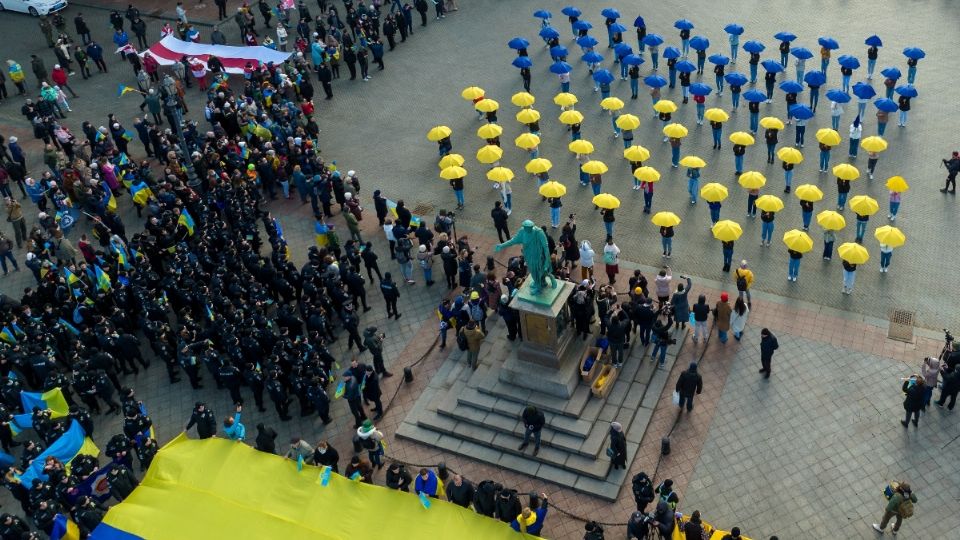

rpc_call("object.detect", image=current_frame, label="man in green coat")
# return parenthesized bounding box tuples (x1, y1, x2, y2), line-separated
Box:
(873, 482, 917, 534)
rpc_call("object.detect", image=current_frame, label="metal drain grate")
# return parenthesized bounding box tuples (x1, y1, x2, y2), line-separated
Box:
(888, 309, 915, 342)
(412, 203, 435, 216)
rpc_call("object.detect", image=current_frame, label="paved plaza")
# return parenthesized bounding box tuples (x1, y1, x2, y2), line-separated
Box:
(0, 1, 957, 538)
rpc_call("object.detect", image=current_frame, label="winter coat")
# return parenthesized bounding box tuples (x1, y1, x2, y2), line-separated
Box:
(902, 380, 925, 412)
(713, 301, 732, 332)
(730, 305, 749, 334)
(675, 364, 702, 397)
(670, 277, 693, 321)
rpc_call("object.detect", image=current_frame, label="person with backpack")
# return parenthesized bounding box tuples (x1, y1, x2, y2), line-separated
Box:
(734, 260, 754, 308)
(873, 481, 917, 534)
(473, 480, 500, 517)
(459, 320, 485, 369)
(494, 488, 521, 523)
(394, 235, 415, 284)
(675, 362, 703, 412)
(467, 291, 487, 332)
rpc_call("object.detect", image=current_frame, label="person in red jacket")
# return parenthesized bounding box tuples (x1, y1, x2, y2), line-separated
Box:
(142, 53, 159, 83)
(50, 65, 77, 98)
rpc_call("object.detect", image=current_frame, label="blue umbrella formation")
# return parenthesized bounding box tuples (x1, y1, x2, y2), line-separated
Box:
(581, 51, 604, 64)
(689, 82, 712, 96)
(818, 36, 840, 50)
(895, 85, 918, 98)
(825, 89, 851, 103)
(601, 8, 621, 19)
(633, 16, 645, 28)
(593, 69, 615, 84)
(852, 82, 875, 99)
(708, 54, 730, 66)
(724, 72, 748, 86)
(774, 31, 797, 42)
(644, 74, 667, 88)
(864, 35, 883, 47)
(643, 33, 664, 47)
(761, 59, 784, 73)
(609, 22, 627, 34)
(803, 71, 827, 87)
(902, 47, 926, 60)
(779, 80, 804, 93)
(614, 43, 633, 57)
(724, 23, 744, 35)
(534, 9, 552, 19)
(540, 27, 560, 40)
(790, 47, 813, 60)
(880, 67, 901, 80)
(508, 37, 530, 50)
(623, 54, 645, 66)
(573, 20, 593, 31)
(577, 35, 599, 48)
(743, 40, 765, 53)
(676, 60, 697, 73)
(550, 61, 572, 74)
(690, 36, 710, 50)
(662, 46, 682, 59)
(674, 18, 695, 30)
(561, 6, 581, 17)
(551, 45, 569, 58)
(837, 55, 861, 69)
(743, 89, 768, 102)
(789, 104, 814, 120)
(874, 98, 898, 112)
(512, 57, 533, 69)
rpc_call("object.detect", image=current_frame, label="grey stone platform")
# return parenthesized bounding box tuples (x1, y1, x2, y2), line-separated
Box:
(397, 320, 688, 500)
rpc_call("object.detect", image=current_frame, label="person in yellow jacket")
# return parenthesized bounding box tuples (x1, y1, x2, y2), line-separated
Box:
(733, 260, 754, 308)
(6, 60, 25, 95)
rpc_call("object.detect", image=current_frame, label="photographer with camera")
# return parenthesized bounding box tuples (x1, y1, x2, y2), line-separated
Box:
(649, 304, 676, 367)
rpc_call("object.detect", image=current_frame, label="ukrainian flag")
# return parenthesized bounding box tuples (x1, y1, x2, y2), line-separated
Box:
(63, 267, 81, 285)
(178, 209, 195, 236)
(18, 420, 98, 487)
(0, 327, 16, 344)
(102, 185, 117, 214)
(50, 514, 80, 540)
(117, 83, 138, 96)
(95, 266, 112, 292)
(130, 182, 155, 206)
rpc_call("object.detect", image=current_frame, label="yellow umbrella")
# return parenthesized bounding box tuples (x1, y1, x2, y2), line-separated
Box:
(838, 242, 870, 264)
(782, 229, 814, 253)
(653, 99, 678, 113)
(525, 158, 553, 174)
(832, 163, 860, 180)
(816, 210, 846, 230)
(592, 193, 621, 209)
(486, 167, 514, 183)
(516, 108, 541, 124)
(755, 194, 785, 212)
(476, 145, 503, 164)
(874, 225, 906, 248)
(511, 92, 536, 107)
(885, 175, 910, 192)
(439, 166, 467, 180)
(616, 114, 641, 130)
(849, 195, 879, 216)
(426, 125, 452, 142)
(794, 184, 824, 202)
(634, 166, 661, 182)
(568, 139, 595, 154)
(553, 92, 578, 107)
(438, 154, 465, 169)
(663, 123, 689, 139)
(729, 131, 755, 146)
(760, 116, 785, 130)
(704, 108, 730, 122)
(461, 86, 485, 101)
(538, 180, 567, 198)
(738, 171, 766, 189)
(514, 133, 541, 150)
(600, 97, 625, 111)
(700, 183, 729, 203)
(679, 155, 706, 168)
(860, 136, 888, 153)
(712, 220, 743, 241)
(651, 211, 681, 227)
(559, 110, 585, 125)
(476, 123, 503, 139)
(623, 145, 651, 162)
(815, 128, 841, 146)
(777, 147, 804, 164)
(475, 99, 500, 112)
(581, 160, 609, 175)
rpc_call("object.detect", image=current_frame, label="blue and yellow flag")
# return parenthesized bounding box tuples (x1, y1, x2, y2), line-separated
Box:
(95, 130, 106, 142)
(63, 267, 80, 285)
(178, 209, 195, 236)
(58, 318, 80, 336)
(115, 249, 129, 271)
(334, 380, 345, 399)
(205, 304, 215, 322)
(101, 185, 117, 214)
(94, 266, 112, 292)
(0, 327, 16, 344)
(117, 84, 138, 96)
(117, 153, 130, 166)
(130, 182, 155, 206)
(10, 323, 25, 338)
(50, 513, 80, 540)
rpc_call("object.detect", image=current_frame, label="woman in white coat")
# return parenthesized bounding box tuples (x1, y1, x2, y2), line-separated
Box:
(730, 297, 750, 341)
(579, 240, 595, 281)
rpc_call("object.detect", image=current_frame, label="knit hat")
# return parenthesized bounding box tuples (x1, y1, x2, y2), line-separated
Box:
(357, 420, 376, 438)
(470, 291, 480, 300)
(720, 292, 728, 302)
(611, 421, 623, 432)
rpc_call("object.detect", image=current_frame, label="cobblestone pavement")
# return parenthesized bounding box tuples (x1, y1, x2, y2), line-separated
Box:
(0, 2, 957, 539)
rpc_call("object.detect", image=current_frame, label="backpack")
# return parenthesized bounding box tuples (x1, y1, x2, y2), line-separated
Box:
(735, 270, 748, 291)
(469, 302, 484, 322)
(494, 488, 521, 523)
(456, 329, 468, 351)
(898, 497, 914, 518)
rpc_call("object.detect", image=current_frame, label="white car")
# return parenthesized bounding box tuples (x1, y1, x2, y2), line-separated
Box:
(0, 0, 67, 16)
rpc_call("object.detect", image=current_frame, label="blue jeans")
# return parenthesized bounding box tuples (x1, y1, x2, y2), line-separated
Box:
(907, 66, 916, 84)
(643, 191, 653, 212)
(784, 169, 794, 188)
(889, 201, 900, 217)
(400, 260, 413, 281)
(842, 74, 851, 92)
(842, 269, 856, 290)
(796, 67, 804, 83)
(651, 341, 668, 365)
(682, 40, 689, 57)
(661, 237, 672, 255)
(802, 210, 812, 229)
(712, 128, 721, 146)
(831, 115, 840, 130)
(886, 86, 894, 99)
(711, 206, 721, 223)
(821, 58, 829, 73)
(848, 138, 859, 157)
(795, 126, 805, 146)
(788, 257, 801, 279)
(604, 221, 614, 237)
(730, 43, 738, 62)
(877, 122, 887, 136)
(855, 220, 868, 242)
(623, 138, 632, 149)
(678, 394, 694, 411)
(735, 154, 744, 173)
(761, 221, 774, 243)
(591, 183, 601, 196)
(819, 150, 830, 170)
(630, 78, 639, 97)
(504, 192, 512, 210)
(880, 251, 892, 269)
(718, 329, 728, 343)
(697, 57, 705, 74)
(767, 143, 775, 162)
(696, 103, 705, 122)
(522, 427, 542, 448)
(0, 251, 18, 274)
(750, 111, 759, 132)
(651, 52, 658, 70)
(600, 88, 610, 99)
(671, 146, 680, 167)
(682, 86, 690, 100)
(716, 76, 724, 94)
(668, 68, 676, 87)
(823, 240, 834, 259)
(423, 267, 433, 283)
(837, 192, 848, 208)
(620, 62, 628, 79)
(867, 58, 876, 78)
(611, 116, 621, 135)
(561, 81, 570, 92)
(810, 89, 819, 111)
(687, 178, 699, 203)
(858, 102, 867, 120)
(454, 188, 464, 206)
(749, 63, 757, 83)
(747, 194, 758, 216)
(731, 92, 740, 110)
(722, 247, 733, 268)
(550, 206, 560, 227)
(899, 110, 908, 125)
(572, 131, 581, 141)
(780, 52, 788, 67)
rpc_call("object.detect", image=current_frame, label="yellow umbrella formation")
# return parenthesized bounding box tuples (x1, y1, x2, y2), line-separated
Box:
(439, 166, 467, 180)
(592, 193, 621, 209)
(712, 220, 742, 241)
(679, 155, 706, 168)
(476, 123, 502, 139)
(700, 183, 729, 203)
(511, 92, 536, 108)
(474, 99, 499, 112)
(815, 128, 842, 146)
(475, 145, 503, 164)
(615, 114, 641, 131)
(782, 229, 814, 253)
(486, 167, 514, 183)
(634, 166, 661, 182)
(553, 92, 578, 107)
(623, 145, 651, 162)
(569, 139, 595, 155)
(581, 160, 609, 175)
(438, 153, 464, 169)
(514, 133, 541, 150)
(538, 180, 567, 198)
(426, 125, 452, 142)
(600, 97, 625, 111)
(777, 147, 803, 164)
(559, 110, 584, 125)
(729, 131, 755, 146)
(515, 108, 541, 124)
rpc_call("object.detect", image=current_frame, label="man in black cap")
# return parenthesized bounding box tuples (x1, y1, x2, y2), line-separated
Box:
(184, 402, 216, 439)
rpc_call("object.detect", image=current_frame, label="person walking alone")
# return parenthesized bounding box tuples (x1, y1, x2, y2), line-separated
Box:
(759, 328, 778, 377)
(873, 482, 917, 535)
(675, 362, 703, 413)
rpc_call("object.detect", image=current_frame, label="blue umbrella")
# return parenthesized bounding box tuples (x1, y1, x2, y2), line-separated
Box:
(662, 46, 682, 59)
(534, 9, 552, 19)
(838, 55, 861, 70)
(550, 61, 573, 74)
(864, 35, 883, 47)
(644, 74, 667, 88)
(674, 19, 695, 30)
(743, 40, 765, 54)
(561, 6, 582, 17)
(508, 37, 530, 50)
(689, 82, 712, 96)
(690, 36, 710, 50)
(512, 57, 533, 69)
(790, 47, 813, 60)
(724, 72, 748, 86)
(708, 54, 730, 66)
(874, 98, 898, 112)
(852, 82, 876, 99)
(803, 71, 827, 87)
(540, 27, 560, 40)
(614, 43, 633, 57)
(779, 80, 804, 93)
(880, 67, 901, 80)
(623, 54, 645, 66)
(675, 60, 697, 73)
(551, 45, 569, 58)
(902, 47, 926, 60)
(581, 51, 604, 64)
(573, 20, 593, 31)
(818, 37, 840, 50)
(743, 89, 767, 102)
(825, 89, 851, 103)
(642, 33, 664, 47)
(601, 8, 621, 19)
(789, 104, 814, 120)
(609, 22, 627, 34)
(761, 59, 784, 73)
(724, 23, 745, 36)
(593, 69, 615, 84)
(895, 85, 918, 98)
(633, 16, 646, 28)
(577, 35, 599, 48)
(774, 31, 797, 42)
